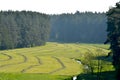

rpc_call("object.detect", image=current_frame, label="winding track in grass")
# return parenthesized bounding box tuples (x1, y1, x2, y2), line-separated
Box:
(21, 56, 42, 73)
(0, 53, 12, 61)
(0, 43, 109, 74)
(0, 53, 27, 68)
(49, 56, 66, 74)
(21, 56, 66, 74)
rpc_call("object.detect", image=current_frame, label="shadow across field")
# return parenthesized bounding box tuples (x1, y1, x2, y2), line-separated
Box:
(94, 55, 113, 62)
(76, 55, 115, 80)
(77, 71, 115, 80)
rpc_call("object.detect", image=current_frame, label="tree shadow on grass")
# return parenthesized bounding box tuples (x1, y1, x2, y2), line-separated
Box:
(94, 55, 113, 62)
(76, 55, 115, 80)
(77, 71, 115, 80)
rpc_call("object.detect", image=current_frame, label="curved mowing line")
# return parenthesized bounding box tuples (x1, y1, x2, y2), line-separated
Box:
(21, 56, 42, 73)
(81, 46, 106, 56)
(0, 53, 12, 61)
(0, 53, 27, 68)
(88, 46, 108, 54)
(76, 45, 93, 54)
(35, 56, 42, 65)
(49, 56, 66, 74)
(19, 54, 27, 63)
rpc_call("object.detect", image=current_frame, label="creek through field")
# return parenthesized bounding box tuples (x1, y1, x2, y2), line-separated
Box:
(73, 60, 89, 80)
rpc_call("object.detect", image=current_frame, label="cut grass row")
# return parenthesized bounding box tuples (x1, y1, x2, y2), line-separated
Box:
(0, 54, 82, 76)
(0, 42, 113, 80)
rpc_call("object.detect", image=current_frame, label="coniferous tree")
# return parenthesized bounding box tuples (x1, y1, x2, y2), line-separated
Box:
(105, 2, 120, 80)
(0, 11, 50, 50)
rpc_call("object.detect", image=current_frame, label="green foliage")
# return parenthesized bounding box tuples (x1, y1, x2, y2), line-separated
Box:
(0, 11, 50, 50)
(106, 2, 120, 80)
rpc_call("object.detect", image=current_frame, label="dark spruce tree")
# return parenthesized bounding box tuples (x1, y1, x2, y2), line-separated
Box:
(0, 11, 50, 50)
(105, 2, 120, 80)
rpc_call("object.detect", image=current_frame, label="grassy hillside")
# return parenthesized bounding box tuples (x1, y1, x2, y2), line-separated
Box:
(0, 42, 114, 80)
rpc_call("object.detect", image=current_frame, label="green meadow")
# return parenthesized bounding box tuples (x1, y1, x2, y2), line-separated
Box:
(0, 42, 114, 80)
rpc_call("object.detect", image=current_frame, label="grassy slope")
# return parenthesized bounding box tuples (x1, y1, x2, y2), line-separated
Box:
(0, 42, 114, 80)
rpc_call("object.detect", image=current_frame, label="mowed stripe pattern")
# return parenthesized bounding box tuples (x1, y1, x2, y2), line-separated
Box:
(0, 42, 110, 76)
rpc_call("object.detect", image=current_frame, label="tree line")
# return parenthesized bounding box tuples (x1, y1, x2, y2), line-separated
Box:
(0, 11, 50, 50)
(0, 11, 107, 50)
(50, 11, 107, 43)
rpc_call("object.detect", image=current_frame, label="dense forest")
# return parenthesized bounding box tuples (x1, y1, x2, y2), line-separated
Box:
(50, 11, 107, 43)
(0, 11, 107, 50)
(0, 11, 50, 50)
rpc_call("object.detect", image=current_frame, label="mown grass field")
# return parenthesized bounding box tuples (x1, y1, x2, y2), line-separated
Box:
(0, 42, 114, 80)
